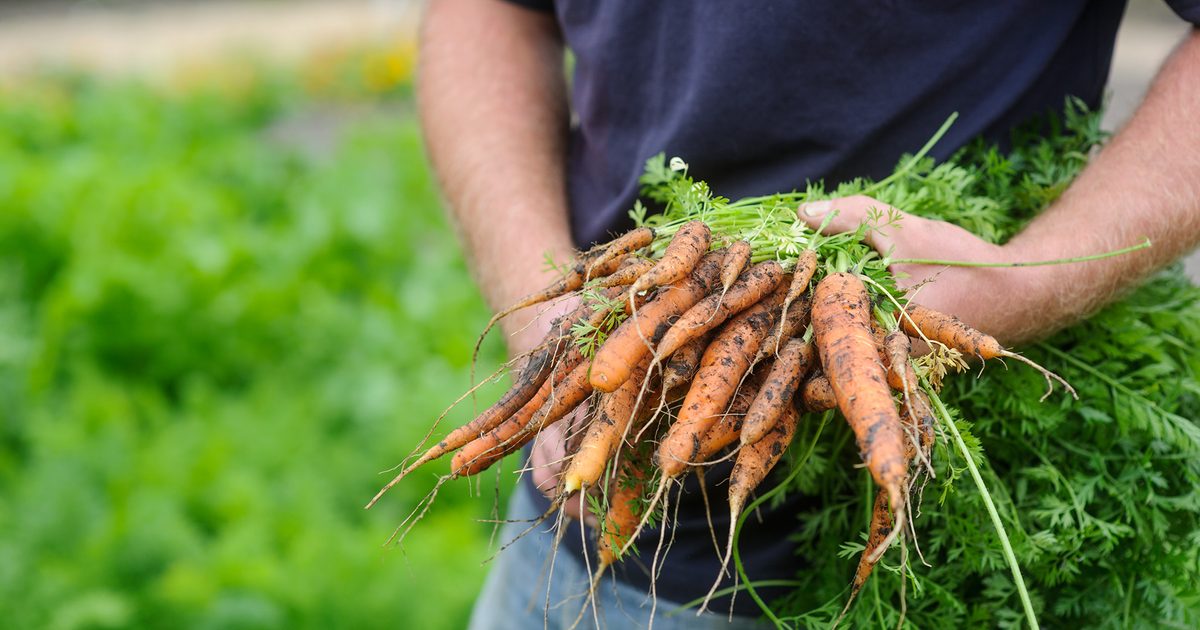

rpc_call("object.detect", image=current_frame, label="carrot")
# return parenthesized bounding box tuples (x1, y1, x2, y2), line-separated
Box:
(657, 290, 780, 477)
(450, 348, 587, 478)
(900, 303, 1002, 358)
(653, 260, 784, 361)
(473, 252, 628, 373)
(692, 367, 768, 462)
(741, 338, 814, 446)
(801, 373, 837, 412)
(777, 249, 818, 336)
(589, 251, 724, 393)
(836, 489, 893, 623)
(756, 289, 812, 363)
(596, 455, 648, 568)
(562, 360, 653, 493)
(630, 220, 711, 295)
(882, 330, 918, 392)
(903, 387, 937, 470)
(719, 240, 752, 293)
(594, 256, 655, 288)
(699, 405, 799, 613)
(901, 302, 1076, 399)
(812, 272, 907, 523)
(618, 298, 777, 563)
(580, 226, 655, 275)
(662, 333, 710, 395)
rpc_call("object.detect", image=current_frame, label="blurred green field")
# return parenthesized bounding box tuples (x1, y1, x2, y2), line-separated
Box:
(0, 68, 507, 629)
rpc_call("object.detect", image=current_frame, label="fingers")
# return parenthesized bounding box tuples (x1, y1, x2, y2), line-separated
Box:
(797, 195, 906, 256)
(529, 404, 598, 528)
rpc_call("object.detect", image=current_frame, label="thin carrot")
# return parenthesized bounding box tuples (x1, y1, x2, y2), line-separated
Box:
(812, 272, 907, 523)
(657, 290, 780, 477)
(596, 455, 648, 568)
(594, 256, 655, 288)
(883, 329, 917, 393)
(835, 489, 893, 623)
(630, 220, 711, 295)
(756, 290, 812, 363)
(662, 333, 710, 395)
(719, 240, 752, 293)
(900, 303, 1001, 358)
(581, 226, 655, 278)
(700, 405, 799, 614)
(777, 248, 818, 341)
(653, 260, 784, 361)
(589, 251, 724, 393)
(450, 349, 587, 478)
(901, 302, 1076, 399)
(741, 338, 814, 446)
(692, 368, 768, 465)
(473, 252, 627, 372)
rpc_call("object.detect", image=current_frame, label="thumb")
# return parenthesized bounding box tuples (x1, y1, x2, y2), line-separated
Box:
(797, 195, 902, 254)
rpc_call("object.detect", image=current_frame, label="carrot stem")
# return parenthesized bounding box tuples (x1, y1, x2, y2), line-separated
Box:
(925, 387, 1039, 630)
(891, 238, 1150, 268)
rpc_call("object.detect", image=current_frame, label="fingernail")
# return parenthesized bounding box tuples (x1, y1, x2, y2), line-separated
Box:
(800, 200, 831, 218)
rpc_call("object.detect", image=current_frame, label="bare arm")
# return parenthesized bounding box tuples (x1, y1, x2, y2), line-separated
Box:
(418, 0, 573, 355)
(802, 29, 1200, 345)
(419, 0, 586, 514)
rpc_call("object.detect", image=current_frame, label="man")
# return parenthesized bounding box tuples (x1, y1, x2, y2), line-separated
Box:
(418, 0, 1200, 626)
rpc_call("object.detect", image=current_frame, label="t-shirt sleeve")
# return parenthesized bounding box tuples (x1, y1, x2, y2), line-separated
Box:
(499, 0, 554, 13)
(1164, 0, 1200, 24)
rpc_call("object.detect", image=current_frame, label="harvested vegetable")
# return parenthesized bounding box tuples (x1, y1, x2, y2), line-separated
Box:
(368, 104, 1196, 629)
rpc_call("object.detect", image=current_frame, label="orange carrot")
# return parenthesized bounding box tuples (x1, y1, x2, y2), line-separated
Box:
(657, 291, 780, 477)
(653, 260, 784, 361)
(596, 455, 647, 568)
(589, 251, 724, 392)
(778, 248, 818, 335)
(900, 303, 1001, 359)
(662, 333, 710, 394)
(812, 272, 907, 521)
(450, 348, 587, 478)
(630, 220, 711, 295)
(741, 339, 814, 446)
(473, 252, 628, 370)
(719, 240, 752, 293)
(801, 373, 837, 413)
(692, 368, 768, 462)
(901, 302, 1076, 399)
(595, 256, 655, 288)
(756, 289, 812, 363)
(562, 360, 653, 493)
(837, 489, 893, 620)
(699, 405, 799, 613)
(883, 329, 917, 392)
(581, 226, 655, 278)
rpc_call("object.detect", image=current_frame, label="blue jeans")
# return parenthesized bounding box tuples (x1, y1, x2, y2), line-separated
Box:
(468, 484, 771, 630)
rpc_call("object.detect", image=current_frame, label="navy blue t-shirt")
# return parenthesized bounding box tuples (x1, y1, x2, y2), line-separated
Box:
(498, 0, 1200, 615)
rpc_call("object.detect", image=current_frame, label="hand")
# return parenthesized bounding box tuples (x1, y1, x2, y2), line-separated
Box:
(797, 195, 1042, 345)
(503, 296, 596, 526)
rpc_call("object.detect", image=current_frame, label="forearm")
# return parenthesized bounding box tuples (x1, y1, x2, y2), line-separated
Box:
(987, 30, 1200, 343)
(418, 0, 573, 345)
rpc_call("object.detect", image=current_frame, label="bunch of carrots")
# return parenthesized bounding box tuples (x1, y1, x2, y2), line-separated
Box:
(365, 153, 1090, 623)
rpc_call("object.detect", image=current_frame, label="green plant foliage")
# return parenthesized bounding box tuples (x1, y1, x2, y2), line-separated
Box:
(773, 105, 1200, 628)
(0, 72, 506, 629)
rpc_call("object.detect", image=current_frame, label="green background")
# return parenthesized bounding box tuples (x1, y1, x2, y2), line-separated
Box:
(0, 69, 508, 629)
